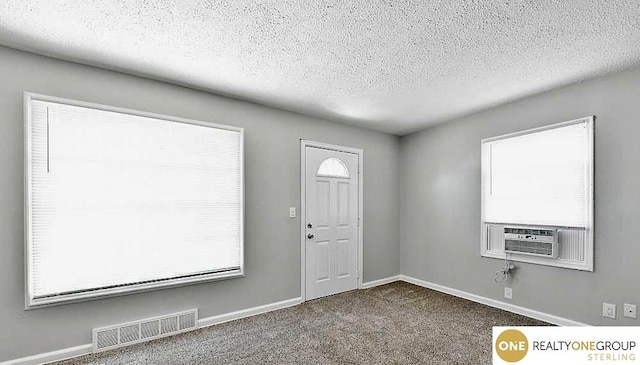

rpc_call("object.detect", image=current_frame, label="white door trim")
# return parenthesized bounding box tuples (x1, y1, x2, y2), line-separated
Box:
(300, 140, 363, 301)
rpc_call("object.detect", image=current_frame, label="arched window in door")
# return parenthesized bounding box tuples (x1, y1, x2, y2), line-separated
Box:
(317, 157, 350, 178)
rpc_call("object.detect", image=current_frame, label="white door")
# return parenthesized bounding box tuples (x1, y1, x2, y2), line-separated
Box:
(305, 146, 359, 300)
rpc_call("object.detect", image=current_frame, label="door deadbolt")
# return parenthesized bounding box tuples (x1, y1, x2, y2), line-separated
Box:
(307, 223, 313, 228)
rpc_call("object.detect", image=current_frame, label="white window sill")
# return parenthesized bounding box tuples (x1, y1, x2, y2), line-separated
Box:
(26, 269, 244, 310)
(482, 250, 593, 272)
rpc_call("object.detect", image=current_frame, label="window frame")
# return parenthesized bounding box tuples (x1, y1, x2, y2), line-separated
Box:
(480, 116, 594, 271)
(24, 92, 245, 309)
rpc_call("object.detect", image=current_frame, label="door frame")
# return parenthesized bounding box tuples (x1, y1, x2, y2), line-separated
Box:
(300, 140, 363, 301)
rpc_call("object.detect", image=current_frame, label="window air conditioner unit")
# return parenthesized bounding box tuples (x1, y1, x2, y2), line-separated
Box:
(503, 226, 559, 258)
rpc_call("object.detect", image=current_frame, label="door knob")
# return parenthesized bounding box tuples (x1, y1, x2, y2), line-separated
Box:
(307, 233, 315, 239)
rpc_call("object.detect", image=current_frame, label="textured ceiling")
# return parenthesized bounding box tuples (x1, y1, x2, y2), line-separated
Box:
(1, 1, 639, 135)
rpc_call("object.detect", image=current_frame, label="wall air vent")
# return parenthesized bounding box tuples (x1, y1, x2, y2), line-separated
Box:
(503, 226, 559, 258)
(92, 309, 198, 353)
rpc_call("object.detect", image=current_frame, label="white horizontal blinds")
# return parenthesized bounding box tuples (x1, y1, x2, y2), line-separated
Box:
(29, 100, 242, 299)
(484, 121, 589, 227)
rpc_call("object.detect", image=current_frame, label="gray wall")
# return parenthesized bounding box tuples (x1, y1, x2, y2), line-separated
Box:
(400, 65, 640, 326)
(0, 46, 401, 361)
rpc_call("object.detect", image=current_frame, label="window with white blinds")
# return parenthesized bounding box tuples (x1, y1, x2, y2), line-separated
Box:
(481, 118, 593, 228)
(25, 94, 243, 308)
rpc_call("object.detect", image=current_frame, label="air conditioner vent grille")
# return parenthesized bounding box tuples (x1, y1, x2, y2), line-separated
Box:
(505, 239, 554, 256)
(92, 309, 197, 353)
(504, 227, 554, 236)
(503, 226, 559, 258)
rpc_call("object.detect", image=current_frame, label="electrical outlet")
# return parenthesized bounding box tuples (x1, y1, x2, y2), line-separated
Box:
(289, 207, 296, 218)
(624, 304, 637, 319)
(603, 303, 616, 319)
(504, 287, 513, 300)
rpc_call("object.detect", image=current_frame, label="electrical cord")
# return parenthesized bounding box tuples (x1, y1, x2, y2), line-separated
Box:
(494, 258, 515, 282)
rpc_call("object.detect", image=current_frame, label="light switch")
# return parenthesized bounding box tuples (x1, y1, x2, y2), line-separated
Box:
(289, 207, 296, 218)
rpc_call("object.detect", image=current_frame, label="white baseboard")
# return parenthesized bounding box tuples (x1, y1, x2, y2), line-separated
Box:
(0, 344, 93, 365)
(1, 296, 304, 365)
(198, 297, 303, 329)
(361, 275, 401, 289)
(399, 275, 588, 327)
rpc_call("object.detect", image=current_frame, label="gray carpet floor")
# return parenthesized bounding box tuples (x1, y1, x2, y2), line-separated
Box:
(56, 282, 548, 365)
